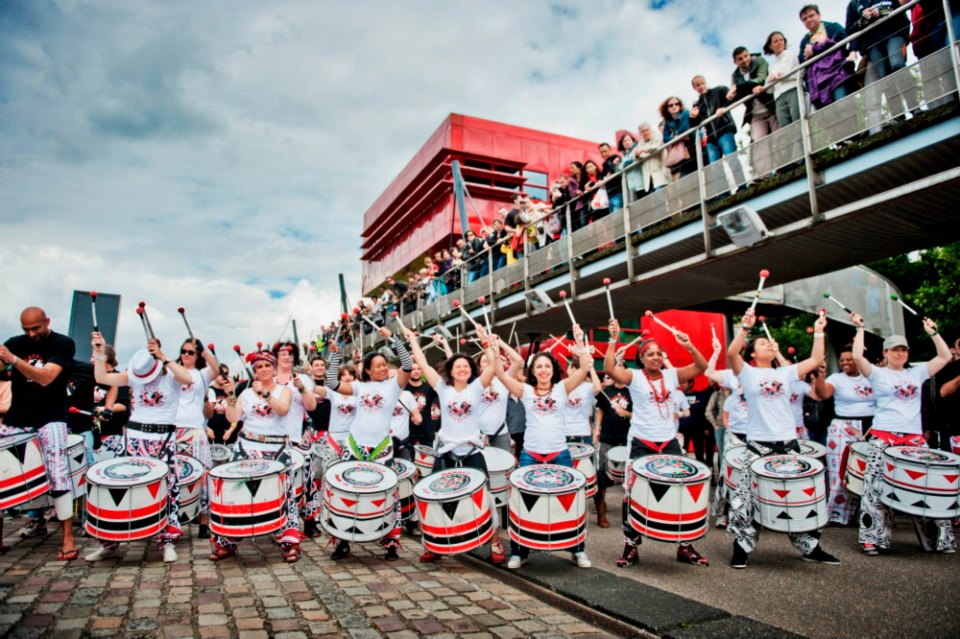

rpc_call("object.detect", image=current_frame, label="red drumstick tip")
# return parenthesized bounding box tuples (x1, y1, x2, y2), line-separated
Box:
(758, 315, 767, 322)
(787, 346, 796, 355)
(453, 300, 461, 307)
(818, 308, 827, 315)
(352, 307, 359, 314)
(602, 278, 611, 285)
(233, 345, 242, 352)
(138, 301, 146, 308)
(478, 296, 486, 303)
(459, 338, 467, 345)
(136, 307, 144, 315)
(644, 310, 654, 318)
(806, 327, 814, 334)
(178, 307, 185, 314)
(90, 291, 98, 299)
(68, 406, 81, 414)
(391, 311, 398, 317)
(207, 343, 215, 351)
(559, 290, 567, 299)
(256, 341, 263, 348)
(340, 313, 348, 319)
(641, 329, 651, 337)
(759, 269, 770, 278)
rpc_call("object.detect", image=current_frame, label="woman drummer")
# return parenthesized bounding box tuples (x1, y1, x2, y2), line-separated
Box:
(403, 325, 507, 565)
(850, 313, 956, 555)
(726, 308, 840, 568)
(811, 343, 875, 526)
(564, 356, 602, 445)
(324, 327, 412, 561)
(492, 325, 594, 570)
(212, 351, 302, 562)
(476, 337, 524, 453)
(603, 319, 711, 568)
(313, 363, 358, 473)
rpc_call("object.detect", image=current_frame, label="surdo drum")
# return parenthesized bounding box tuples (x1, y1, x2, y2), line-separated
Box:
(210, 444, 232, 466)
(176, 454, 204, 524)
(508, 464, 587, 551)
(842, 441, 871, 497)
(721, 445, 748, 499)
(880, 446, 960, 519)
(0, 433, 50, 510)
(208, 459, 287, 538)
(390, 458, 418, 524)
(414, 445, 435, 477)
(413, 467, 493, 554)
(798, 439, 827, 461)
(289, 449, 305, 509)
(321, 460, 398, 542)
(751, 454, 827, 533)
(481, 446, 516, 509)
(627, 455, 711, 543)
(606, 446, 628, 484)
(85, 456, 170, 542)
(568, 443, 598, 498)
(21, 433, 89, 510)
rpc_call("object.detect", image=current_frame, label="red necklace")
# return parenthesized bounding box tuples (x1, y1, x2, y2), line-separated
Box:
(642, 370, 670, 419)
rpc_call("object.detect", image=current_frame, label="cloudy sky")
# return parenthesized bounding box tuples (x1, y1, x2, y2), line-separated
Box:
(1, 0, 852, 364)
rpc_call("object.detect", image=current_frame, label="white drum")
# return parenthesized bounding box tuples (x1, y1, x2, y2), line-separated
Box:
(798, 439, 827, 461)
(843, 441, 871, 497)
(22, 433, 88, 509)
(92, 445, 116, 466)
(208, 459, 287, 538)
(176, 454, 205, 524)
(414, 467, 493, 555)
(210, 444, 232, 466)
(721, 445, 748, 499)
(508, 464, 587, 551)
(880, 446, 960, 519)
(390, 458, 418, 524)
(0, 433, 50, 510)
(289, 449, 305, 509)
(482, 447, 516, 509)
(568, 443, 597, 499)
(627, 455, 711, 543)
(414, 445, 435, 477)
(751, 454, 827, 533)
(321, 461, 399, 542)
(85, 456, 170, 542)
(606, 446, 628, 484)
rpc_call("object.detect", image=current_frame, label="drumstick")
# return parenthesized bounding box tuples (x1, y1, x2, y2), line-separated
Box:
(135, 307, 152, 341)
(177, 307, 195, 341)
(822, 292, 854, 314)
(602, 278, 615, 319)
(558, 290, 576, 325)
(477, 296, 492, 331)
(207, 343, 231, 381)
(890, 294, 920, 317)
(452, 300, 482, 331)
(137, 302, 156, 341)
(544, 334, 566, 354)
(89, 291, 100, 333)
(507, 321, 517, 348)
(644, 310, 678, 335)
(758, 316, 774, 342)
(391, 311, 406, 331)
(233, 345, 253, 380)
(69, 406, 94, 416)
(749, 269, 770, 311)
(354, 307, 382, 332)
(621, 329, 652, 350)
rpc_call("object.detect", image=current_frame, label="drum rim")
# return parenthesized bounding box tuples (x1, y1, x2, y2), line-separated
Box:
(209, 458, 285, 479)
(323, 460, 399, 493)
(606, 446, 628, 461)
(413, 473, 488, 501)
(87, 456, 170, 485)
(882, 445, 960, 466)
(749, 453, 824, 478)
(0, 432, 38, 448)
(175, 453, 204, 483)
(389, 458, 417, 479)
(631, 454, 711, 483)
(567, 442, 596, 456)
(508, 464, 587, 493)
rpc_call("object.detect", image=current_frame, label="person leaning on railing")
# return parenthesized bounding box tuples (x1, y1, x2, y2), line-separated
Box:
(658, 96, 698, 179)
(798, 4, 856, 109)
(763, 31, 802, 127)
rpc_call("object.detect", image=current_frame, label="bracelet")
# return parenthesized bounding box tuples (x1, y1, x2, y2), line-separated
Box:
(261, 391, 271, 399)
(813, 332, 825, 338)
(931, 331, 939, 337)
(94, 354, 106, 361)
(740, 326, 750, 333)
(226, 397, 237, 407)
(162, 360, 170, 367)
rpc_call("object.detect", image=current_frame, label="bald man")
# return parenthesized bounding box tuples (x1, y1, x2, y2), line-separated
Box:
(0, 307, 78, 560)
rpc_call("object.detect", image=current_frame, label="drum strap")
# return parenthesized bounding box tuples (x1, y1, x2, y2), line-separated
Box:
(525, 450, 563, 464)
(638, 439, 672, 454)
(327, 436, 343, 457)
(347, 434, 391, 461)
(868, 430, 924, 447)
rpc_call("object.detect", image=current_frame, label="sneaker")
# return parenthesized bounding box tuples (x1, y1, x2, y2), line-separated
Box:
(19, 519, 47, 539)
(419, 550, 439, 563)
(382, 539, 399, 561)
(802, 546, 841, 565)
(489, 540, 506, 565)
(861, 543, 879, 556)
(330, 539, 351, 560)
(617, 543, 638, 568)
(162, 545, 178, 563)
(85, 544, 123, 562)
(574, 552, 592, 568)
(677, 544, 709, 567)
(730, 541, 748, 569)
(506, 555, 526, 570)
(302, 520, 319, 538)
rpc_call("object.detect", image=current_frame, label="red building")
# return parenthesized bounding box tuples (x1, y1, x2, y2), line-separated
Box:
(361, 114, 601, 294)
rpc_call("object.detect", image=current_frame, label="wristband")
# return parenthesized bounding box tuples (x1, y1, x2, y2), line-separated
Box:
(813, 332, 825, 338)
(261, 391, 271, 399)
(162, 360, 170, 367)
(931, 331, 939, 337)
(94, 354, 106, 361)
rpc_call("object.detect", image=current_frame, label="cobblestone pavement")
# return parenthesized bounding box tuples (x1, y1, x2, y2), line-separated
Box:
(0, 516, 614, 639)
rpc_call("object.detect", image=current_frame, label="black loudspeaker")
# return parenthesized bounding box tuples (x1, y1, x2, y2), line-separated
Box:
(68, 291, 122, 362)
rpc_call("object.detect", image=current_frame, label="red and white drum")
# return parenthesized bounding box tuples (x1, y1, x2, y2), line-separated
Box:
(880, 446, 960, 519)
(842, 441, 871, 496)
(414, 467, 493, 554)
(627, 455, 711, 543)
(568, 443, 598, 498)
(289, 449, 305, 509)
(508, 464, 587, 551)
(321, 461, 398, 542)
(210, 444, 232, 466)
(390, 458, 418, 524)
(85, 456, 170, 542)
(721, 445, 748, 499)
(606, 446, 628, 484)
(208, 459, 287, 538)
(414, 445, 435, 477)
(0, 433, 50, 510)
(482, 447, 516, 509)
(176, 454, 204, 524)
(751, 454, 827, 533)
(23, 433, 88, 509)
(798, 439, 827, 461)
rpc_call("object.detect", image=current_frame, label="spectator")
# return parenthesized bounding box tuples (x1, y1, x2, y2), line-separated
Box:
(635, 124, 672, 195)
(485, 219, 507, 271)
(799, 4, 856, 109)
(616, 130, 644, 199)
(659, 96, 698, 179)
(462, 229, 486, 283)
(908, 0, 960, 59)
(583, 159, 608, 224)
(598, 142, 623, 211)
(568, 161, 589, 232)
(690, 75, 746, 188)
(764, 31, 802, 127)
(729, 46, 779, 178)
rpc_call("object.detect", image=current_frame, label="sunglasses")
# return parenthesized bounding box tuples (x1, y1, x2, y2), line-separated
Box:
(668, 102, 681, 107)
(180, 349, 197, 356)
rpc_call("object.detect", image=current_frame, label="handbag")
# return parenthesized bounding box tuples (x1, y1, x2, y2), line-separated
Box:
(664, 141, 690, 168)
(590, 187, 609, 211)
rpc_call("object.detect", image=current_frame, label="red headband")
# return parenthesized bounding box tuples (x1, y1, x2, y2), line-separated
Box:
(251, 351, 278, 368)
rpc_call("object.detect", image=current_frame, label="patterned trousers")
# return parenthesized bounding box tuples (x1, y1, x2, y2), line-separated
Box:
(176, 427, 212, 515)
(0, 422, 73, 521)
(825, 419, 863, 525)
(293, 430, 322, 523)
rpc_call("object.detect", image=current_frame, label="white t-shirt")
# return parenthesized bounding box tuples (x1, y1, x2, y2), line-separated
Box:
(563, 382, 597, 437)
(521, 383, 569, 454)
(390, 390, 416, 441)
(723, 391, 749, 434)
(826, 372, 876, 417)
(674, 392, 690, 418)
(279, 373, 315, 442)
(349, 379, 403, 447)
(129, 370, 183, 425)
(327, 390, 356, 439)
(738, 363, 799, 442)
(175, 368, 211, 428)
(478, 378, 510, 436)
(867, 365, 930, 435)
(626, 368, 680, 442)
(238, 385, 287, 437)
(788, 379, 811, 426)
(435, 378, 485, 455)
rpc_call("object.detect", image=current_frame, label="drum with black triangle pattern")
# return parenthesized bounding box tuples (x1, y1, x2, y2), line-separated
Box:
(0, 433, 50, 510)
(414, 467, 493, 554)
(176, 454, 204, 524)
(20, 433, 88, 510)
(321, 460, 398, 542)
(751, 454, 827, 533)
(842, 440, 871, 496)
(721, 445, 747, 501)
(508, 464, 587, 551)
(210, 443, 232, 466)
(568, 443, 598, 498)
(481, 447, 516, 509)
(880, 445, 960, 519)
(85, 456, 170, 541)
(628, 454, 711, 542)
(606, 446, 628, 484)
(414, 445, 435, 478)
(208, 459, 286, 538)
(391, 458, 418, 524)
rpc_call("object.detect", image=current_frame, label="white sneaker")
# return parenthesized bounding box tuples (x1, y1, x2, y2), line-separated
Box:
(506, 555, 525, 570)
(162, 545, 178, 563)
(574, 551, 592, 568)
(84, 545, 122, 562)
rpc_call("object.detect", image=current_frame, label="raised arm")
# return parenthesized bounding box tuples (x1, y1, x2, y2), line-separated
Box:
(674, 329, 708, 383)
(563, 324, 592, 394)
(727, 308, 755, 375)
(434, 333, 454, 358)
(149, 339, 193, 385)
(382, 327, 412, 389)
(924, 317, 952, 377)
(91, 332, 129, 387)
(498, 336, 523, 378)
(324, 342, 354, 396)
(403, 326, 441, 388)
(489, 335, 524, 396)
(851, 312, 872, 378)
(603, 319, 633, 386)
(475, 325, 497, 388)
(704, 333, 727, 386)
(796, 314, 827, 379)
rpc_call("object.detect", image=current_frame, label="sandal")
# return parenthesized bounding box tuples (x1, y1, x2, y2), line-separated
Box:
(56, 548, 79, 561)
(209, 544, 236, 562)
(281, 543, 301, 563)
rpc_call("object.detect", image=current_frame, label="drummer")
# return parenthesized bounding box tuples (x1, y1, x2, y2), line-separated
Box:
(603, 319, 710, 568)
(313, 363, 358, 475)
(811, 343, 875, 526)
(850, 313, 956, 554)
(563, 357, 602, 445)
(491, 325, 594, 570)
(477, 337, 523, 453)
(725, 308, 840, 568)
(88, 332, 193, 563)
(403, 325, 506, 565)
(324, 327, 412, 561)
(593, 365, 632, 529)
(174, 338, 220, 540)
(388, 365, 421, 462)
(213, 351, 302, 562)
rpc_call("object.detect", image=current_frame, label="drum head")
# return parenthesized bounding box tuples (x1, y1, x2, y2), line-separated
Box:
(210, 444, 231, 461)
(798, 439, 827, 458)
(481, 447, 516, 472)
(633, 455, 711, 483)
(0, 433, 37, 450)
(750, 454, 823, 479)
(176, 454, 204, 484)
(413, 467, 485, 501)
(606, 446, 627, 464)
(210, 459, 285, 480)
(509, 464, 586, 494)
(66, 434, 85, 449)
(849, 441, 872, 455)
(324, 461, 398, 494)
(884, 445, 960, 467)
(723, 445, 747, 470)
(390, 458, 417, 480)
(289, 449, 305, 471)
(567, 443, 595, 459)
(414, 445, 434, 456)
(88, 456, 169, 486)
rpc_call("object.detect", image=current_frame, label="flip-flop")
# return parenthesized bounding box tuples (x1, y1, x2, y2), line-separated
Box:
(57, 548, 79, 561)
(209, 545, 236, 562)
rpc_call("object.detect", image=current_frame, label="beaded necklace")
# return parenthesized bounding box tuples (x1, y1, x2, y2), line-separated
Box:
(642, 369, 671, 419)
